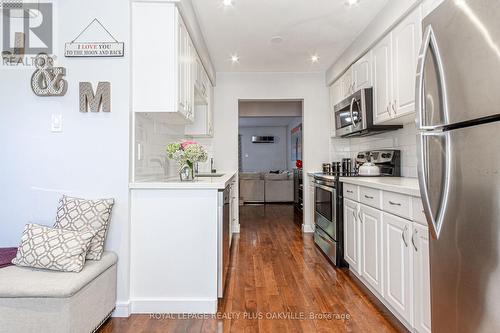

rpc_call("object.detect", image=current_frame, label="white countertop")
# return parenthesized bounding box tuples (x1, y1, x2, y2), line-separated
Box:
(129, 171, 237, 190)
(339, 176, 421, 197)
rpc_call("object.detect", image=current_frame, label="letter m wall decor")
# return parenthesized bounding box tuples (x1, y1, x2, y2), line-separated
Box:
(79, 82, 111, 112)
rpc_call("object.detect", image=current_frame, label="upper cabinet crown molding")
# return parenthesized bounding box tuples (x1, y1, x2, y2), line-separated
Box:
(325, 0, 442, 86)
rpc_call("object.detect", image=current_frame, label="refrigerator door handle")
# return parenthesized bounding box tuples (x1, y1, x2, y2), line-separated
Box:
(418, 131, 451, 239)
(415, 25, 448, 130)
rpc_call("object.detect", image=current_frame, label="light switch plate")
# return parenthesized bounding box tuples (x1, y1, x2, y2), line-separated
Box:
(51, 113, 63, 132)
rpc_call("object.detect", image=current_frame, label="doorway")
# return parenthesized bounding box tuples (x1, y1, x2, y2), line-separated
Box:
(237, 100, 304, 228)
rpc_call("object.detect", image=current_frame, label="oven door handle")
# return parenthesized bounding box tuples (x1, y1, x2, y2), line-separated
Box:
(314, 183, 335, 193)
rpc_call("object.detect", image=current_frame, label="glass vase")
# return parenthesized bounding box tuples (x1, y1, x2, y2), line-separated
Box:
(179, 163, 195, 181)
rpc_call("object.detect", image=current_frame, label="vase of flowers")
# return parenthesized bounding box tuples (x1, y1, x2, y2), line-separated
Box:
(166, 140, 208, 181)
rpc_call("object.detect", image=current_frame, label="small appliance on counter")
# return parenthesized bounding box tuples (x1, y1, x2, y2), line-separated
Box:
(353, 150, 400, 177)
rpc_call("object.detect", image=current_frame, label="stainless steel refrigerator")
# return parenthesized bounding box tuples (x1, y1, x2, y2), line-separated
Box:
(416, 0, 500, 332)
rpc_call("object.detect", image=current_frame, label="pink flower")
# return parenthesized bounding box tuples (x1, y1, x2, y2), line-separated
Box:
(181, 140, 197, 150)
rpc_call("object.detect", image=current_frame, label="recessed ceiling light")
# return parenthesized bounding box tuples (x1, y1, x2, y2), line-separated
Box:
(223, 0, 234, 7)
(231, 54, 239, 63)
(311, 55, 320, 63)
(347, 0, 359, 6)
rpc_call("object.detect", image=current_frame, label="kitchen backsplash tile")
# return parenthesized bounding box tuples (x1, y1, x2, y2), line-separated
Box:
(330, 123, 418, 178)
(134, 113, 214, 179)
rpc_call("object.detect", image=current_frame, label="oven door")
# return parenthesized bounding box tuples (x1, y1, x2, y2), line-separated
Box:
(335, 92, 364, 137)
(314, 183, 337, 240)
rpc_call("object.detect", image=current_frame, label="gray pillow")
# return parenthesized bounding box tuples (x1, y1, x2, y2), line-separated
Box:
(53, 195, 114, 260)
(12, 224, 95, 272)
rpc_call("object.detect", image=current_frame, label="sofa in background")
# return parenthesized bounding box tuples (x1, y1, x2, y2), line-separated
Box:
(0, 251, 118, 333)
(239, 171, 293, 203)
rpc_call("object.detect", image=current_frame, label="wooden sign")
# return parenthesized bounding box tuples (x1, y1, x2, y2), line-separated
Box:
(65, 42, 124, 57)
(65, 18, 124, 58)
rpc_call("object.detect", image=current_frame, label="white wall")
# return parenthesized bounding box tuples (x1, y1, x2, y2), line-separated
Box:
(0, 0, 131, 316)
(213, 72, 330, 231)
(239, 126, 287, 172)
(330, 123, 418, 178)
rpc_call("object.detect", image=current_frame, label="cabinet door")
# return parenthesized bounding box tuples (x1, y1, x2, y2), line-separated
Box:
(342, 69, 353, 98)
(186, 39, 195, 122)
(372, 34, 393, 124)
(392, 6, 422, 118)
(352, 52, 372, 91)
(413, 224, 431, 333)
(360, 204, 383, 294)
(178, 19, 188, 113)
(207, 81, 214, 136)
(344, 198, 361, 274)
(383, 213, 412, 322)
(329, 82, 341, 137)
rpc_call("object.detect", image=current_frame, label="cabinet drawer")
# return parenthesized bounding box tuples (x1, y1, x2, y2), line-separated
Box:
(359, 187, 382, 209)
(343, 183, 359, 201)
(383, 191, 411, 219)
(411, 197, 427, 226)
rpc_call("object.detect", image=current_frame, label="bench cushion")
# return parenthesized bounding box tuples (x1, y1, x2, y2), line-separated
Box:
(0, 251, 117, 298)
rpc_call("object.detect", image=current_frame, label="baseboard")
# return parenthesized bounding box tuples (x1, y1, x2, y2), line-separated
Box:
(113, 301, 131, 317)
(232, 223, 240, 233)
(130, 297, 218, 314)
(302, 223, 315, 233)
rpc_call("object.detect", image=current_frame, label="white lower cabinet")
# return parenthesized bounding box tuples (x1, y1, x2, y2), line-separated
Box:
(412, 223, 431, 333)
(343, 198, 360, 273)
(343, 184, 431, 332)
(360, 204, 383, 295)
(383, 212, 412, 323)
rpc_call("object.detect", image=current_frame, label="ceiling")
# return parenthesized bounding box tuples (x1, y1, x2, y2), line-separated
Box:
(191, 0, 389, 72)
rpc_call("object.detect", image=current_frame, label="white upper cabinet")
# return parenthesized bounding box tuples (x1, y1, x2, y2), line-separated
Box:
(132, 2, 197, 124)
(372, 34, 393, 125)
(341, 68, 354, 99)
(329, 81, 342, 137)
(186, 57, 214, 137)
(392, 6, 422, 119)
(352, 51, 372, 91)
(371, 5, 422, 125)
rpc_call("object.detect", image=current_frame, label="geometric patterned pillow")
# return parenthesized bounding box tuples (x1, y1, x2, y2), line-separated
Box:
(12, 224, 95, 272)
(53, 195, 114, 260)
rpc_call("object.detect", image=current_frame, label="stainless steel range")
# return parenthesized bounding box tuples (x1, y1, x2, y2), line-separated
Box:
(313, 173, 345, 267)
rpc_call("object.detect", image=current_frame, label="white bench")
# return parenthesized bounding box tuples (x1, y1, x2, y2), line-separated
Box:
(0, 252, 118, 333)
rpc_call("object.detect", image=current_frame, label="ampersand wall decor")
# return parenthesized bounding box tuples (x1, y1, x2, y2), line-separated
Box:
(31, 53, 68, 97)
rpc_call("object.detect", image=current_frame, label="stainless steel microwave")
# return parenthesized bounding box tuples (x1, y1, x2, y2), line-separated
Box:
(334, 88, 402, 138)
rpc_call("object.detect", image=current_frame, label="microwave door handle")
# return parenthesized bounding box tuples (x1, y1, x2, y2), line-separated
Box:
(349, 97, 357, 127)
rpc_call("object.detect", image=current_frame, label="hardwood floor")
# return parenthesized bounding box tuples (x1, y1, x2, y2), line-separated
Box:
(100, 204, 403, 333)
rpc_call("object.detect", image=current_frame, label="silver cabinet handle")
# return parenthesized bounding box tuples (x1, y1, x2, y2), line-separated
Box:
(364, 195, 374, 199)
(412, 228, 418, 252)
(386, 105, 390, 115)
(346, 190, 353, 194)
(352, 210, 356, 220)
(391, 100, 396, 114)
(358, 209, 362, 223)
(389, 201, 401, 206)
(402, 225, 408, 247)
